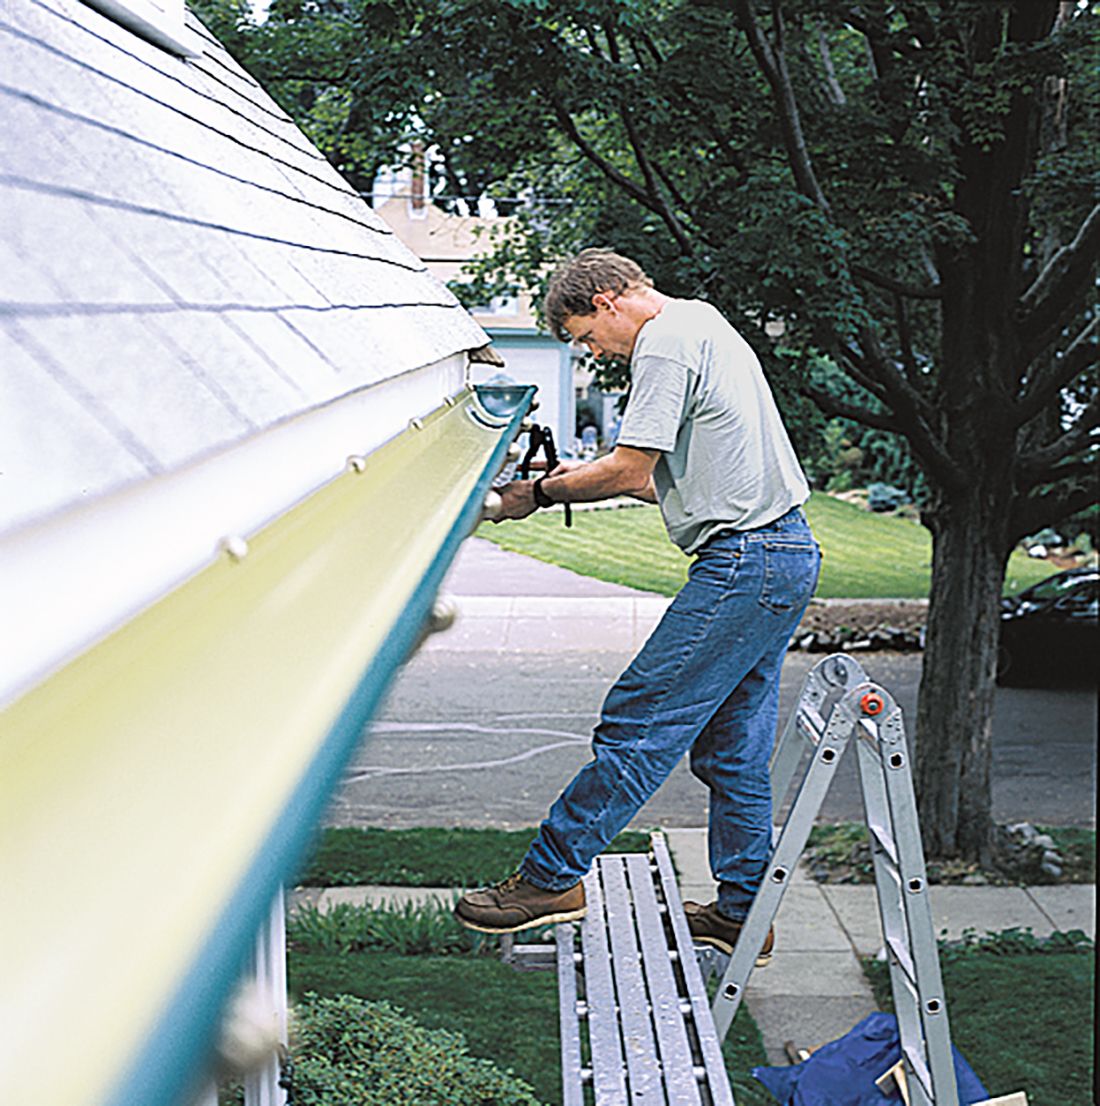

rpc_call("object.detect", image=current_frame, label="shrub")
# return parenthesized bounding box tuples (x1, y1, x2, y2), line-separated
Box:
(287, 993, 542, 1106)
(288, 899, 492, 957)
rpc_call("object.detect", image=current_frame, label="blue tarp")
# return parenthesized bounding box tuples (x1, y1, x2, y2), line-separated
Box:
(752, 1013, 989, 1105)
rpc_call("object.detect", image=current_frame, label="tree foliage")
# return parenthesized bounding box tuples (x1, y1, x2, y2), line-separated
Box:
(194, 0, 1099, 860)
(198, 0, 1096, 523)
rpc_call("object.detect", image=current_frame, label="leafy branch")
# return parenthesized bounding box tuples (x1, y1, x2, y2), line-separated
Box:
(1017, 203, 1100, 358)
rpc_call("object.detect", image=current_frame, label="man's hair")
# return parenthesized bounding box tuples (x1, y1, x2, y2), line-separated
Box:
(543, 248, 653, 341)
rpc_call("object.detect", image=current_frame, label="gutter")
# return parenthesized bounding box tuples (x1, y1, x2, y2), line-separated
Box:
(0, 383, 534, 1106)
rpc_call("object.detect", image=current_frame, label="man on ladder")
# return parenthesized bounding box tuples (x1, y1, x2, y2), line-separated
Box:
(454, 248, 820, 962)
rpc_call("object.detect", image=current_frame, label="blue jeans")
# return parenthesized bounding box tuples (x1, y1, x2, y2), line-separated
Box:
(520, 507, 820, 920)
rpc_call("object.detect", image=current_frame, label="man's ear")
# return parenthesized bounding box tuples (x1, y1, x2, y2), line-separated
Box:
(591, 292, 615, 313)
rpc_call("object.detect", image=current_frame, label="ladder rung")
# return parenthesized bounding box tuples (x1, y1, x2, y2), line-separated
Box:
(902, 1044, 933, 1099)
(878, 857, 902, 890)
(796, 703, 826, 744)
(886, 933, 916, 981)
(867, 821, 899, 864)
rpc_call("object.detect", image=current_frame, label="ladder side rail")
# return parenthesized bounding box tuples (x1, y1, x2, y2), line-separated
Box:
(853, 730, 935, 1106)
(600, 857, 665, 1105)
(711, 697, 857, 1040)
(625, 855, 705, 1106)
(555, 923, 586, 1106)
(853, 730, 915, 978)
(768, 701, 810, 811)
(877, 706, 959, 1106)
(579, 867, 630, 1104)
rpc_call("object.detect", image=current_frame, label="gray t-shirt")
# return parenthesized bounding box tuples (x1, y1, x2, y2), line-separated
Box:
(616, 299, 809, 554)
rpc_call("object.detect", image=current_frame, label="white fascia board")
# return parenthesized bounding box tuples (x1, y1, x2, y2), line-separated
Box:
(0, 354, 466, 709)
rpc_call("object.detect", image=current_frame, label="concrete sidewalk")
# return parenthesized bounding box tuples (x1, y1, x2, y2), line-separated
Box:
(429, 536, 673, 653)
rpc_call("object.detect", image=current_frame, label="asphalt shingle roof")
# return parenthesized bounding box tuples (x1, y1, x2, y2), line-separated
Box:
(1, 0, 487, 533)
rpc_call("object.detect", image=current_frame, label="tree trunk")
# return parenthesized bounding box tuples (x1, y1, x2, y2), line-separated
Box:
(914, 0, 1051, 861)
(914, 487, 1012, 864)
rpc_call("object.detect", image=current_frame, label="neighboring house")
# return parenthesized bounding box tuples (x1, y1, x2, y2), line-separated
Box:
(374, 175, 575, 452)
(0, 4, 529, 1105)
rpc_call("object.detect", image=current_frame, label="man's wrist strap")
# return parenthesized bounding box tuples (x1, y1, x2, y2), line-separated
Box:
(533, 476, 555, 509)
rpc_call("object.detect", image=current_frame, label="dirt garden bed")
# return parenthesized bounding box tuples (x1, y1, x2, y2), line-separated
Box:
(805, 822, 1096, 886)
(793, 598, 928, 652)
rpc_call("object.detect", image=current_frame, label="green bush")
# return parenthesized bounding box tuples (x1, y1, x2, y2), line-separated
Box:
(290, 950, 562, 1103)
(288, 993, 541, 1106)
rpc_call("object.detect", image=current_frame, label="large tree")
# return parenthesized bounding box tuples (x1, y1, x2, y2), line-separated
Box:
(203, 0, 1099, 862)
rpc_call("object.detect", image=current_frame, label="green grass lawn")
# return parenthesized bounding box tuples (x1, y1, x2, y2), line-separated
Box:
(864, 932, 1095, 1106)
(479, 493, 1056, 598)
(296, 826, 654, 887)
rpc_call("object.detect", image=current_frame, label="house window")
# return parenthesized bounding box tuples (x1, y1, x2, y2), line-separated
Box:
(82, 0, 201, 56)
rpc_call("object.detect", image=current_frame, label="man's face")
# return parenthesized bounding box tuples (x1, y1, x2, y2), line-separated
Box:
(562, 292, 640, 362)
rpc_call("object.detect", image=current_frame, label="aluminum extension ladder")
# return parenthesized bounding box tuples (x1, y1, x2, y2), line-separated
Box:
(705, 653, 960, 1106)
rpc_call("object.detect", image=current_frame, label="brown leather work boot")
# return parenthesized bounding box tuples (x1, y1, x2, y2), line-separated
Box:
(683, 900, 774, 965)
(454, 873, 586, 934)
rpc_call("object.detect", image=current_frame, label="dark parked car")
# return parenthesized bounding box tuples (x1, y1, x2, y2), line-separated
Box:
(867, 483, 910, 512)
(997, 567, 1099, 686)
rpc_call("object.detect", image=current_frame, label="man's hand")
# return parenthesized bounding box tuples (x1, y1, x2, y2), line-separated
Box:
(492, 447, 658, 521)
(547, 459, 588, 478)
(492, 480, 539, 521)
(541, 445, 659, 504)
